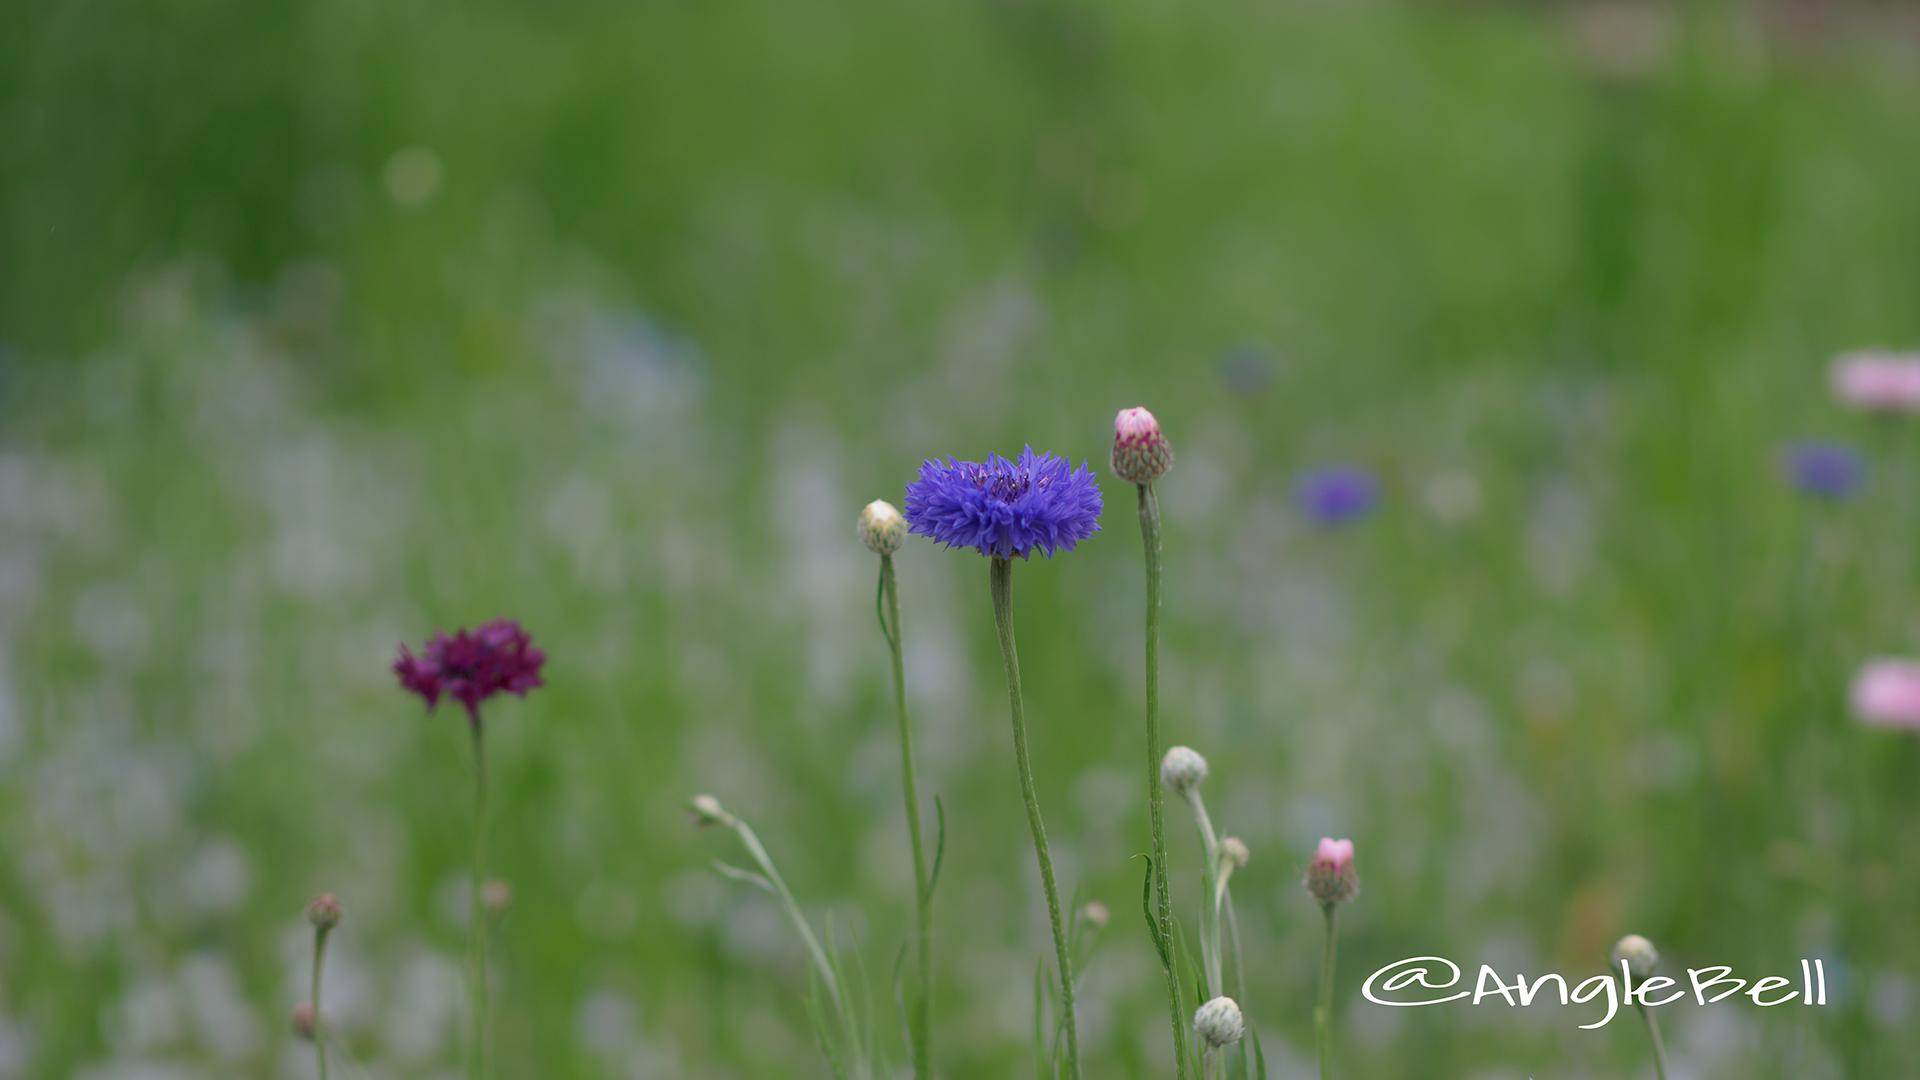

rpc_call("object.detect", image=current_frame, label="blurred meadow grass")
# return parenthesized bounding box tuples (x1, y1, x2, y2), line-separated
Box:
(7, 0, 1920, 1076)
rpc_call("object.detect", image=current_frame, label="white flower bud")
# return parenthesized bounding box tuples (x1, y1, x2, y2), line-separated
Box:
(688, 794, 733, 828)
(1194, 995, 1244, 1048)
(1611, 934, 1658, 980)
(1081, 901, 1109, 930)
(858, 500, 907, 555)
(1220, 837, 1249, 869)
(1160, 746, 1209, 794)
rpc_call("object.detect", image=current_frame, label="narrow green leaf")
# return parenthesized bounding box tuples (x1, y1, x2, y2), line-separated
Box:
(928, 795, 948, 897)
(710, 859, 774, 894)
(1139, 855, 1171, 969)
(891, 941, 912, 1064)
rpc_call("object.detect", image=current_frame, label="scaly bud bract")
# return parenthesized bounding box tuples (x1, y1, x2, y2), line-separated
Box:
(1111, 407, 1174, 485)
(858, 499, 907, 556)
(1305, 837, 1358, 906)
(1160, 745, 1208, 794)
(1194, 995, 1244, 1048)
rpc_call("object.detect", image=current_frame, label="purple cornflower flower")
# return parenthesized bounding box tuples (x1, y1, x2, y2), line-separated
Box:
(1781, 441, 1864, 500)
(394, 619, 546, 724)
(904, 446, 1103, 559)
(1297, 466, 1379, 525)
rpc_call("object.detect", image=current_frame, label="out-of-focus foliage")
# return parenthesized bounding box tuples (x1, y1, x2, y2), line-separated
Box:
(4, 1, 1920, 1077)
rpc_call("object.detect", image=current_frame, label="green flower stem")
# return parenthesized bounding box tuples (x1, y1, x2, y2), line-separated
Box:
(1225, 893, 1248, 1080)
(879, 554, 934, 1080)
(1315, 903, 1338, 1080)
(1636, 1001, 1671, 1080)
(726, 813, 846, 1019)
(1181, 788, 1223, 997)
(1224, 892, 1246, 1006)
(989, 556, 1079, 1080)
(1137, 483, 1190, 1078)
(468, 720, 490, 1080)
(311, 925, 332, 1080)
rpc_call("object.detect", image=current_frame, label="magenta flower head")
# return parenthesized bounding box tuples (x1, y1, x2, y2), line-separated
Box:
(1111, 406, 1174, 484)
(1850, 659, 1920, 731)
(1831, 350, 1920, 413)
(904, 446, 1102, 560)
(1305, 837, 1358, 906)
(393, 618, 546, 725)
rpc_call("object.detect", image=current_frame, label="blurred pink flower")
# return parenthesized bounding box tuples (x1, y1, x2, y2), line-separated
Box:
(1829, 351, 1920, 413)
(1313, 837, 1354, 874)
(1850, 660, 1920, 730)
(1305, 837, 1358, 906)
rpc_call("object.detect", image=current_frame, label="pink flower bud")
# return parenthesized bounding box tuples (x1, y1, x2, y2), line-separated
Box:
(1305, 838, 1358, 906)
(1850, 660, 1920, 730)
(291, 1002, 316, 1041)
(1830, 351, 1920, 413)
(306, 893, 342, 932)
(1111, 407, 1174, 484)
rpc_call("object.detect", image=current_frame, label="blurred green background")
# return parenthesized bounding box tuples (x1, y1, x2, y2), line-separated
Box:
(6, 0, 1920, 1076)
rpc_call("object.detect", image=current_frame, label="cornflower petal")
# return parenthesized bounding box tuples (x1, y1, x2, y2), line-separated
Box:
(904, 445, 1103, 559)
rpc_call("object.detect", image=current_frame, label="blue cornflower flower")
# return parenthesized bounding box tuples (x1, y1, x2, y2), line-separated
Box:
(904, 446, 1103, 559)
(1782, 441, 1865, 500)
(1297, 465, 1379, 525)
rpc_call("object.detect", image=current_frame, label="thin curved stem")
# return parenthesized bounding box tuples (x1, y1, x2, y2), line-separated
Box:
(1225, 892, 1248, 1080)
(729, 817, 843, 1009)
(311, 927, 331, 1080)
(1138, 483, 1189, 1077)
(468, 720, 490, 1080)
(990, 557, 1079, 1080)
(1636, 1001, 1670, 1080)
(1182, 788, 1223, 998)
(879, 555, 934, 1080)
(1225, 892, 1246, 1008)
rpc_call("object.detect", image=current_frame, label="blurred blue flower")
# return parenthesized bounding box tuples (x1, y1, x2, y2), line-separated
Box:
(1782, 441, 1865, 500)
(1297, 465, 1379, 525)
(905, 446, 1103, 559)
